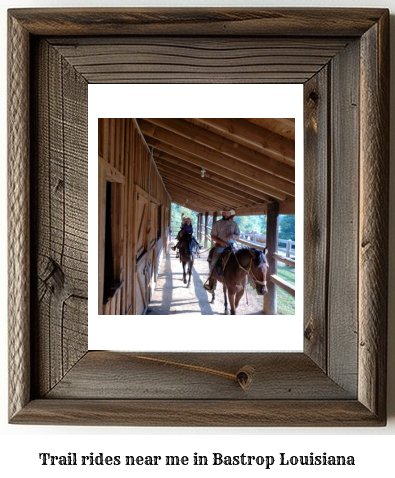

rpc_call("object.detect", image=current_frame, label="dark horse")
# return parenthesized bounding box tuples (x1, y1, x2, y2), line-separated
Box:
(178, 233, 194, 287)
(211, 247, 269, 315)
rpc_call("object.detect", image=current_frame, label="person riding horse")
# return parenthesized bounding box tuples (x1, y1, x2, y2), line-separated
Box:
(172, 214, 201, 254)
(204, 206, 240, 293)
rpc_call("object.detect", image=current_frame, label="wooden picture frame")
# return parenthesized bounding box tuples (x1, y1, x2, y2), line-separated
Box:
(8, 8, 389, 426)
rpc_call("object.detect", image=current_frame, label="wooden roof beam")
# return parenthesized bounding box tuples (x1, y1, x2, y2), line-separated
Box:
(245, 118, 295, 141)
(170, 197, 209, 213)
(160, 176, 247, 210)
(155, 158, 265, 206)
(235, 204, 268, 216)
(235, 199, 295, 215)
(168, 184, 223, 212)
(170, 190, 219, 212)
(161, 170, 245, 206)
(141, 118, 295, 182)
(158, 167, 245, 208)
(189, 118, 295, 166)
(154, 150, 273, 203)
(141, 133, 293, 200)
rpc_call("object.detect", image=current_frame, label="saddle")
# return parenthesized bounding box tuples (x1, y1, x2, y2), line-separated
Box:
(208, 246, 233, 281)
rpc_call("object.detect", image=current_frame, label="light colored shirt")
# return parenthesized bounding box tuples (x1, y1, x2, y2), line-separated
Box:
(211, 219, 240, 245)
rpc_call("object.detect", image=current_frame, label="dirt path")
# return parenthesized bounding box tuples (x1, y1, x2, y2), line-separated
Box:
(146, 246, 265, 315)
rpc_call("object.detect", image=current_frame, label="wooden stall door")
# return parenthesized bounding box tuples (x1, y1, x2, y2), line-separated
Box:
(134, 189, 149, 314)
(164, 206, 170, 253)
(135, 257, 148, 315)
(98, 156, 126, 315)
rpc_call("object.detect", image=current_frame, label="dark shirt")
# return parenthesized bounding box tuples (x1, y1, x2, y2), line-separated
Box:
(182, 223, 193, 235)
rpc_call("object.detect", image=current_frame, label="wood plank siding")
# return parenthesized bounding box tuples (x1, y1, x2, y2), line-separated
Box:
(98, 119, 171, 315)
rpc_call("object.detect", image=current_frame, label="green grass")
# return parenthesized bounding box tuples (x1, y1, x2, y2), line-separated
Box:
(277, 263, 295, 285)
(276, 263, 295, 314)
(243, 262, 296, 315)
(277, 287, 295, 315)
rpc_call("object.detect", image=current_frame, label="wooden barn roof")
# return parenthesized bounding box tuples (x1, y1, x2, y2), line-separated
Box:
(136, 118, 295, 216)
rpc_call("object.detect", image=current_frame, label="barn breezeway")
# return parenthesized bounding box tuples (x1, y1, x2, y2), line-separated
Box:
(98, 117, 295, 316)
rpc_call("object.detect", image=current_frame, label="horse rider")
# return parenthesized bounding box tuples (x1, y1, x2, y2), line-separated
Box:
(204, 206, 240, 292)
(172, 214, 201, 253)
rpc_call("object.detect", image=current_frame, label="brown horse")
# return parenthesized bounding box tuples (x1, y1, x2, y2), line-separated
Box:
(178, 233, 194, 287)
(211, 247, 269, 315)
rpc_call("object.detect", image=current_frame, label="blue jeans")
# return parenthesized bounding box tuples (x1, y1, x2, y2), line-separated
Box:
(188, 236, 199, 253)
(209, 246, 225, 275)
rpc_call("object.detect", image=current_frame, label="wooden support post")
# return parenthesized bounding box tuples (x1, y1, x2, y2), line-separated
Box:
(198, 213, 203, 242)
(98, 158, 106, 314)
(264, 202, 279, 315)
(195, 214, 199, 241)
(167, 207, 171, 250)
(285, 239, 290, 258)
(211, 212, 218, 248)
(204, 212, 208, 248)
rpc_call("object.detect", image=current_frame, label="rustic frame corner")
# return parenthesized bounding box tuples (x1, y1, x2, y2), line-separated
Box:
(8, 7, 389, 426)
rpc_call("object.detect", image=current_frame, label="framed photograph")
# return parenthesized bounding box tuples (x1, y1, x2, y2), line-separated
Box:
(88, 86, 303, 352)
(8, 8, 389, 426)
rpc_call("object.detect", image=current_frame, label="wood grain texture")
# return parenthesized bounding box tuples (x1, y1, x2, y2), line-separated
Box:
(303, 67, 329, 371)
(46, 352, 353, 400)
(7, 7, 389, 426)
(8, 13, 31, 421)
(31, 39, 88, 397)
(8, 7, 387, 36)
(11, 399, 383, 427)
(327, 39, 359, 396)
(359, 12, 389, 420)
(49, 37, 351, 84)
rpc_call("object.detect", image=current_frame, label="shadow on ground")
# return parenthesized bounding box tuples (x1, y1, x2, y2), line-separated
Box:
(146, 249, 265, 315)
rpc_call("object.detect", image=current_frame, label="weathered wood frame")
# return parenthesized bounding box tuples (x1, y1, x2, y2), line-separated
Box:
(8, 8, 389, 426)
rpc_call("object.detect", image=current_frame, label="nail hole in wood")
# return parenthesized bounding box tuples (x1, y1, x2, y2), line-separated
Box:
(309, 91, 319, 103)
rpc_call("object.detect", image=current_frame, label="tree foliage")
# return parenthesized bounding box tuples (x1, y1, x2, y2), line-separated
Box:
(233, 215, 267, 234)
(170, 203, 295, 241)
(171, 203, 199, 233)
(279, 215, 295, 241)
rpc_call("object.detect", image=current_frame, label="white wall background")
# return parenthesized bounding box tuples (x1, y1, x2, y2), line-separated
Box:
(1, 0, 394, 476)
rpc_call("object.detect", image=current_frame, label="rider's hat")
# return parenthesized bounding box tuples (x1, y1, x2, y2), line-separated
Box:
(221, 206, 236, 216)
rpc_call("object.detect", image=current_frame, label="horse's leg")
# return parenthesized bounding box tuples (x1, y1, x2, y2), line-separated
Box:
(211, 290, 215, 304)
(228, 291, 237, 315)
(224, 284, 237, 315)
(210, 279, 216, 303)
(223, 284, 230, 315)
(234, 285, 245, 311)
(182, 262, 187, 284)
(187, 261, 192, 287)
